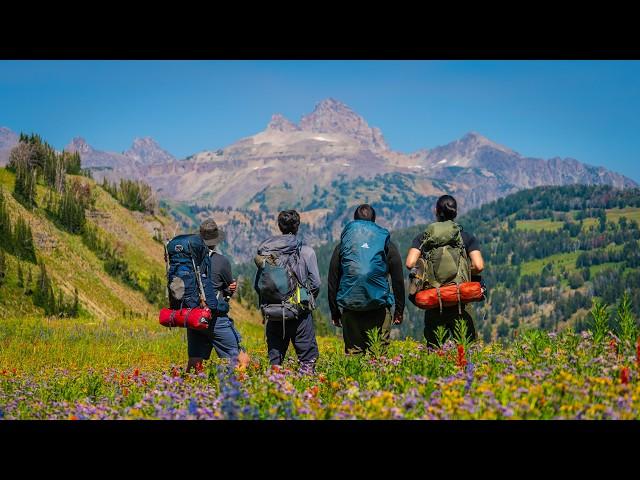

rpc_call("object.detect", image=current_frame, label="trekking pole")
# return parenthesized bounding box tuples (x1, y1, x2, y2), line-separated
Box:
(194, 263, 207, 309)
(163, 241, 170, 300)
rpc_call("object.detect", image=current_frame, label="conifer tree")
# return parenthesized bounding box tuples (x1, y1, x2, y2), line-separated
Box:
(13, 216, 36, 263)
(0, 188, 13, 253)
(34, 262, 54, 315)
(17, 261, 24, 288)
(25, 266, 33, 295)
(0, 249, 6, 287)
(72, 288, 79, 317)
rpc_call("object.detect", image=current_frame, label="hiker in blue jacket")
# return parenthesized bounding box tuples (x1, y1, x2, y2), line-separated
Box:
(327, 204, 405, 355)
(254, 210, 321, 373)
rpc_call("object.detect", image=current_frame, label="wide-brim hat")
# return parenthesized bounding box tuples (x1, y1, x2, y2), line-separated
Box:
(200, 219, 225, 247)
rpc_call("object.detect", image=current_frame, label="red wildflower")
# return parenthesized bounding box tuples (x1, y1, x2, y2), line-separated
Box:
(318, 373, 327, 383)
(609, 338, 617, 353)
(620, 366, 630, 385)
(68, 415, 79, 421)
(171, 367, 180, 377)
(310, 385, 319, 397)
(11, 368, 16, 375)
(456, 344, 467, 368)
(1, 369, 6, 375)
(123, 387, 129, 396)
(195, 362, 204, 374)
(271, 365, 281, 373)
(133, 368, 140, 377)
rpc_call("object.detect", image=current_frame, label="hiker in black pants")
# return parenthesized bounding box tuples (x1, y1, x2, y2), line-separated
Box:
(254, 210, 321, 373)
(405, 195, 485, 346)
(328, 204, 405, 355)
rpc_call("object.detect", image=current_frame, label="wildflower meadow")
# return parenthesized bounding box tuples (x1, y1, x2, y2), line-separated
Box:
(2, 294, 640, 420)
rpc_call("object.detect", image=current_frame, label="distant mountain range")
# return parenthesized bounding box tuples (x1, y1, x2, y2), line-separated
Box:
(1, 98, 637, 261)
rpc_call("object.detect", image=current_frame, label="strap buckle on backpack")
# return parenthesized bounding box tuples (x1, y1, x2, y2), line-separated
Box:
(456, 283, 462, 315)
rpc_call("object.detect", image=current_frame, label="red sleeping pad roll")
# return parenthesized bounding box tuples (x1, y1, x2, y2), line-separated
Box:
(158, 308, 212, 330)
(414, 282, 484, 310)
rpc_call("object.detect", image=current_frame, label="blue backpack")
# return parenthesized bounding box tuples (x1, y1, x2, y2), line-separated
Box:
(336, 220, 394, 312)
(165, 234, 218, 312)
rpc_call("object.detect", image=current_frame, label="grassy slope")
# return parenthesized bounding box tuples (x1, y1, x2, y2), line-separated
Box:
(0, 168, 169, 318)
(0, 297, 265, 372)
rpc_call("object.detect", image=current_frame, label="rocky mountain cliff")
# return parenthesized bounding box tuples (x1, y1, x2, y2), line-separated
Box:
(1, 98, 636, 261)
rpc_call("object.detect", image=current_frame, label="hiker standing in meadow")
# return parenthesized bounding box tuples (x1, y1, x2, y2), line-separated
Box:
(254, 210, 321, 373)
(185, 219, 248, 373)
(405, 195, 484, 345)
(328, 204, 405, 355)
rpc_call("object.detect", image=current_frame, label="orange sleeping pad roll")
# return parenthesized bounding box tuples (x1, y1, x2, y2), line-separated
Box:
(414, 282, 484, 310)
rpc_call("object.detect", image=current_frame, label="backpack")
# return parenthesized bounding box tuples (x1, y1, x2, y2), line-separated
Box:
(336, 220, 394, 312)
(408, 220, 471, 313)
(254, 235, 313, 330)
(164, 234, 218, 312)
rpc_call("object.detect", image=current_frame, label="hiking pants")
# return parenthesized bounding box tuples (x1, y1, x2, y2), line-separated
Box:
(187, 315, 242, 360)
(341, 308, 392, 355)
(266, 310, 319, 372)
(423, 303, 477, 347)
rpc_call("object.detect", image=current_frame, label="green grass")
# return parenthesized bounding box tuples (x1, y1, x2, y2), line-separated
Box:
(516, 208, 640, 233)
(515, 219, 564, 232)
(0, 168, 170, 318)
(606, 207, 640, 224)
(520, 251, 580, 276)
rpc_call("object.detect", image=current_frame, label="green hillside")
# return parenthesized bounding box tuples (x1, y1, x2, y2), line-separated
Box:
(391, 184, 640, 340)
(0, 165, 171, 319)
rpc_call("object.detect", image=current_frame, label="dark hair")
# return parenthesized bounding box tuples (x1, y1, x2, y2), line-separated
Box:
(435, 195, 457, 221)
(354, 204, 376, 222)
(278, 209, 300, 235)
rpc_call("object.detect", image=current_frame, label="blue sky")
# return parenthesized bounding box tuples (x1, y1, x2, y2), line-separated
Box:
(1, 60, 639, 182)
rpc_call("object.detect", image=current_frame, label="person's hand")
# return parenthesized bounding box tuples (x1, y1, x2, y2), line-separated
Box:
(228, 281, 237, 295)
(332, 316, 342, 328)
(393, 312, 403, 325)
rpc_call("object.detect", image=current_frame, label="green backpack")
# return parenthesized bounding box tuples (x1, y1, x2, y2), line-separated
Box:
(409, 220, 471, 312)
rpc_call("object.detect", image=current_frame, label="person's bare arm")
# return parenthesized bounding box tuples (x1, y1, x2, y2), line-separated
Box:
(469, 250, 484, 274)
(406, 248, 421, 270)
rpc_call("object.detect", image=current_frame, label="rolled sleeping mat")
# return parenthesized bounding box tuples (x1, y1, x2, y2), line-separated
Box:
(414, 282, 484, 310)
(159, 307, 212, 330)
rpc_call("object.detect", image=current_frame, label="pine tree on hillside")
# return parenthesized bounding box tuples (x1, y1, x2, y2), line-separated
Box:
(145, 273, 165, 307)
(17, 261, 24, 288)
(9, 140, 43, 208)
(13, 216, 36, 263)
(57, 187, 85, 234)
(0, 249, 6, 287)
(72, 288, 79, 317)
(0, 188, 13, 253)
(33, 262, 55, 315)
(65, 151, 82, 175)
(25, 266, 33, 295)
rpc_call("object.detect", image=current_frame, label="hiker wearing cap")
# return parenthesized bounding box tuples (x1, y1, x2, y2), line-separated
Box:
(186, 219, 246, 373)
(328, 204, 405, 355)
(254, 210, 321, 373)
(405, 195, 484, 345)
